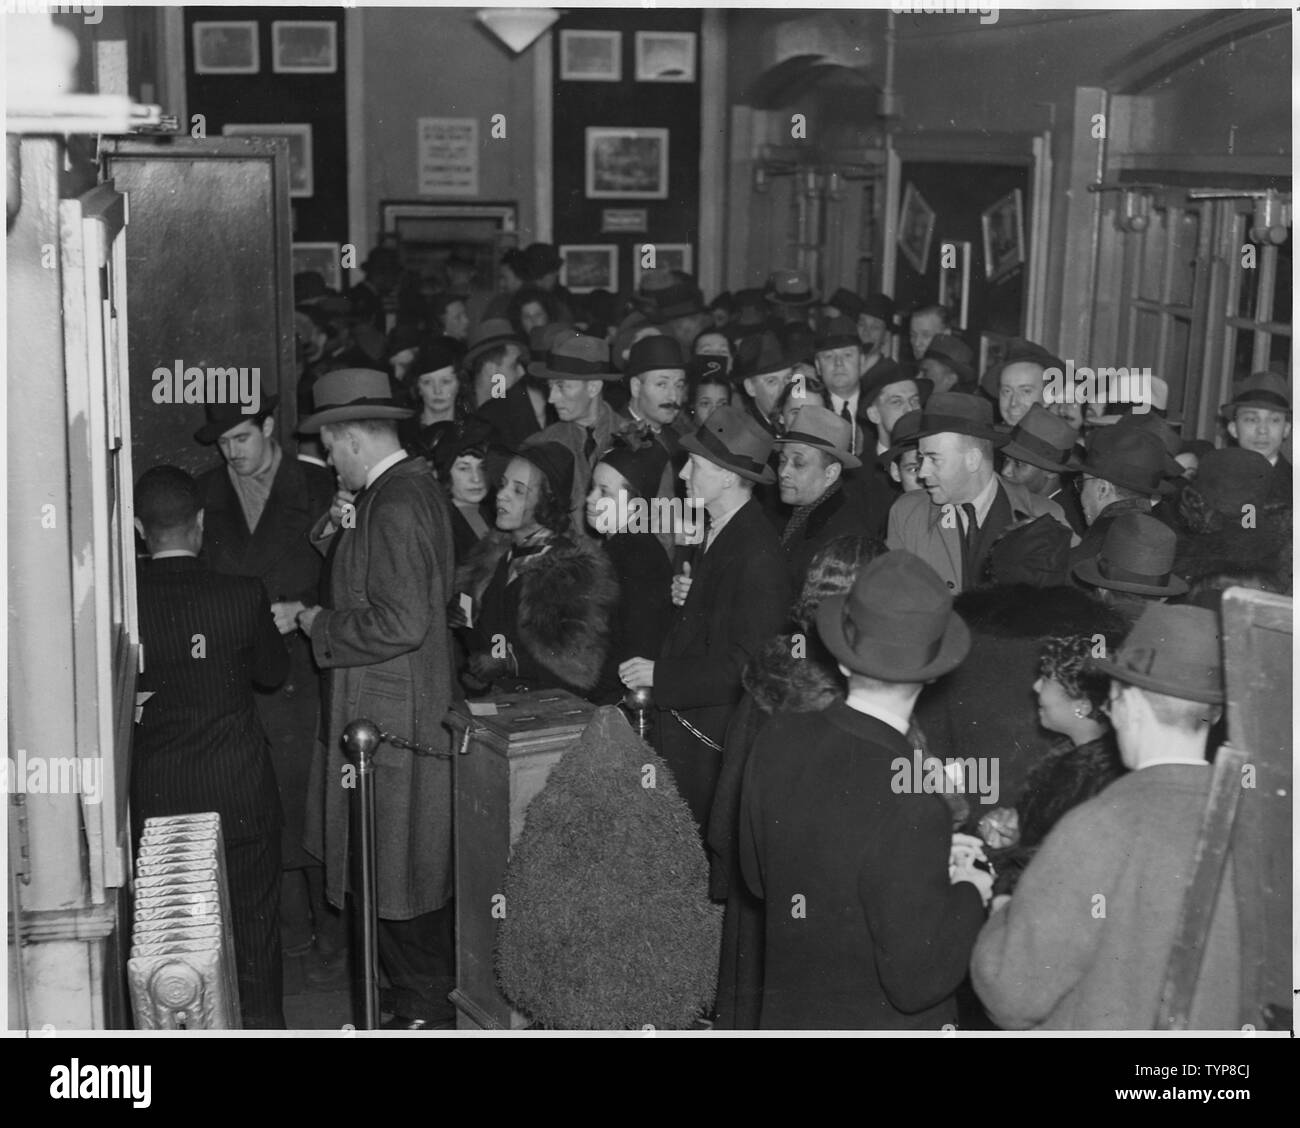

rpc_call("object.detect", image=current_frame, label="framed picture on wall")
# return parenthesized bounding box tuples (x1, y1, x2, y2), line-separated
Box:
(559, 245, 618, 294)
(982, 189, 1025, 281)
(897, 182, 936, 275)
(272, 21, 338, 74)
(937, 239, 971, 330)
(223, 124, 314, 197)
(633, 243, 693, 290)
(634, 31, 697, 82)
(193, 21, 259, 74)
(586, 128, 669, 200)
(560, 30, 622, 82)
(979, 332, 1009, 383)
(292, 243, 342, 291)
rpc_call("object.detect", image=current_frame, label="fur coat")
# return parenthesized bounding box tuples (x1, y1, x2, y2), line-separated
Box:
(457, 530, 619, 695)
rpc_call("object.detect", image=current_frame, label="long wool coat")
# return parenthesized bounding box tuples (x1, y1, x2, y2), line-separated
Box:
(303, 455, 457, 920)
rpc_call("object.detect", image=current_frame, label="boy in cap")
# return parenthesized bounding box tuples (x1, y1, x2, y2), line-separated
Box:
(1221, 369, 1292, 505)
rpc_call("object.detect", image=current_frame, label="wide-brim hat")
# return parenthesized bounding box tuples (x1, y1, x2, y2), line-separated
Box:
(1193, 447, 1274, 515)
(764, 269, 817, 307)
(195, 394, 280, 444)
(1108, 411, 1184, 456)
(298, 370, 412, 433)
(679, 403, 776, 484)
(981, 338, 1065, 398)
(599, 440, 671, 501)
(923, 334, 977, 388)
(1001, 403, 1079, 473)
(625, 334, 687, 379)
(736, 331, 793, 381)
(773, 403, 862, 469)
(879, 408, 924, 463)
(911, 391, 1008, 446)
(824, 288, 865, 320)
(528, 332, 621, 382)
(1220, 369, 1292, 419)
(814, 314, 862, 353)
(1067, 424, 1179, 496)
(523, 243, 564, 277)
(860, 293, 896, 324)
(817, 550, 971, 681)
(1071, 512, 1189, 597)
(1086, 603, 1223, 705)
(464, 317, 527, 367)
(859, 358, 933, 409)
(515, 439, 576, 504)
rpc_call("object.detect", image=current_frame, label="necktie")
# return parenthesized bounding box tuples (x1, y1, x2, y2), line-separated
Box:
(583, 427, 597, 462)
(839, 401, 856, 455)
(960, 502, 979, 588)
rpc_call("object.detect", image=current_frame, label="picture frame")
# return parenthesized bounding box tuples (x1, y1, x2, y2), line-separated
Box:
(559, 245, 618, 294)
(585, 127, 669, 200)
(192, 21, 259, 75)
(897, 182, 936, 275)
(634, 31, 697, 83)
(560, 30, 622, 82)
(600, 208, 648, 234)
(979, 332, 1009, 384)
(937, 239, 971, 330)
(632, 243, 693, 291)
(222, 123, 314, 198)
(272, 21, 338, 74)
(292, 242, 342, 292)
(982, 188, 1025, 282)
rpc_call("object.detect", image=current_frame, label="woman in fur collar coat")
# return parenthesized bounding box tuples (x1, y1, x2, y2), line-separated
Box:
(456, 443, 618, 699)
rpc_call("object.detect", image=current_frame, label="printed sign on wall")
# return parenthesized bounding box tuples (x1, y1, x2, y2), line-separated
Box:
(418, 117, 480, 197)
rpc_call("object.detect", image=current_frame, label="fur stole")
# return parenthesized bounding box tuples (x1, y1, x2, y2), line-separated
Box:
(742, 634, 843, 715)
(458, 531, 619, 692)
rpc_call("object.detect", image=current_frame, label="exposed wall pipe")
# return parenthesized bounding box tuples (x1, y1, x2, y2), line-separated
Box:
(1084, 89, 1110, 358)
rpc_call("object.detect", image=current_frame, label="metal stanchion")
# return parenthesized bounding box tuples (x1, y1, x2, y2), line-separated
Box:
(623, 687, 653, 741)
(342, 719, 382, 1030)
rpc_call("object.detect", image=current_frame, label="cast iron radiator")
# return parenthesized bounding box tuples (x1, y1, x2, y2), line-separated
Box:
(127, 813, 241, 1029)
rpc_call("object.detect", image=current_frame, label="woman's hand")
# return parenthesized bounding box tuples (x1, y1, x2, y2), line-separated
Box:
(977, 807, 1020, 849)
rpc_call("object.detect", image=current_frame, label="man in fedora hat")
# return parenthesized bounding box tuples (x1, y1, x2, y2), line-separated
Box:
(888, 393, 1074, 593)
(764, 268, 818, 327)
(194, 395, 339, 969)
(618, 405, 791, 832)
(921, 334, 978, 396)
(773, 404, 872, 588)
(999, 403, 1088, 535)
(637, 268, 712, 351)
(1221, 369, 1292, 505)
(465, 317, 546, 451)
(973, 604, 1240, 1029)
(525, 332, 623, 533)
(293, 367, 459, 1029)
(1072, 512, 1189, 623)
(907, 304, 951, 363)
(740, 550, 991, 1028)
(982, 338, 1066, 428)
(880, 408, 926, 495)
(859, 293, 896, 357)
(1068, 424, 1181, 568)
(822, 287, 865, 323)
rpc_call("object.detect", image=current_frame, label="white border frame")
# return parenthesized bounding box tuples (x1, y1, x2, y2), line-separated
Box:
(559, 244, 618, 294)
(192, 21, 259, 75)
(634, 30, 697, 83)
(560, 29, 622, 82)
(292, 242, 343, 291)
(633, 242, 693, 291)
(223, 123, 314, 198)
(585, 127, 669, 200)
(897, 181, 936, 275)
(272, 20, 338, 75)
(982, 187, 1026, 282)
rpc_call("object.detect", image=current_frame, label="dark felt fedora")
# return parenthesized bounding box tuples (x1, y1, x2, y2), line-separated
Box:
(528, 333, 620, 382)
(879, 408, 924, 463)
(736, 331, 792, 381)
(1087, 603, 1223, 705)
(911, 392, 1009, 446)
(861, 293, 896, 324)
(599, 441, 671, 501)
(679, 403, 777, 484)
(1219, 370, 1292, 419)
(522, 243, 564, 277)
(625, 335, 686, 379)
(194, 394, 279, 444)
(1001, 403, 1079, 473)
(981, 337, 1064, 397)
(1068, 425, 1179, 496)
(860, 358, 931, 408)
(1072, 512, 1189, 597)
(814, 315, 862, 353)
(1108, 410, 1184, 456)
(1193, 447, 1274, 516)
(515, 439, 576, 505)
(774, 403, 862, 469)
(298, 370, 411, 433)
(923, 334, 977, 389)
(817, 550, 971, 681)
(764, 268, 817, 307)
(825, 288, 865, 319)
(464, 317, 527, 367)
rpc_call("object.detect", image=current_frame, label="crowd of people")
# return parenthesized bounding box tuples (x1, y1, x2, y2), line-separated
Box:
(128, 241, 1291, 1030)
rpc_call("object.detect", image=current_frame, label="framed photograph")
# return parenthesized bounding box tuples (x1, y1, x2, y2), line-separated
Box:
(979, 332, 1009, 384)
(982, 188, 1025, 281)
(193, 21, 259, 75)
(585, 127, 669, 200)
(292, 243, 342, 291)
(222, 124, 314, 198)
(635, 31, 696, 82)
(937, 239, 971, 330)
(272, 21, 337, 74)
(559, 245, 618, 294)
(897, 182, 936, 275)
(560, 30, 621, 82)
(633, 243, 692, 290)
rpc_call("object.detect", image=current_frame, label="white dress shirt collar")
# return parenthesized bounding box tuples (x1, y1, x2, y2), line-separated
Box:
(843, 688, 912, 737)
(365, 449, 408, 490)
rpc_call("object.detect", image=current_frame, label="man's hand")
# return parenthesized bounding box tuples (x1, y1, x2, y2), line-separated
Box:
(272, 600, 306, 635)
(296, 605, 322, 638)
(670, 562, 693, 607)
(949, 832, 994, 907)
(618, 657, 655, 690)
(467, 651, 509, 682)
(327, 488, 357, 533)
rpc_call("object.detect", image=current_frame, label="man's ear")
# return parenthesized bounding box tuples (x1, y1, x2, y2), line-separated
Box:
(865, 402, 882, 426)
(1226, 420, 1239, 443)
(826, 460, 843, 487)
(133, 517, 146, 541)
(1283, 421, 1293, 441)
(261, 415, 275, 438)
(743, 376, 757, 399)
(629, 375, 642, 402)
(196, 508, 205, 533)
(586, 379, 603, 398)
(888, 461, 902, 485)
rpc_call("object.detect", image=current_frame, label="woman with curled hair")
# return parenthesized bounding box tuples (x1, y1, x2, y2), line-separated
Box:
(977, 634, 1126, 897)
(399, 338, 475, 467)
(454, 441, 618, 700)
(507, 285, 560, 339)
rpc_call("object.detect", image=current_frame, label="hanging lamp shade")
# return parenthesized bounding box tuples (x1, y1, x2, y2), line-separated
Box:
(476, 8, 560, 54)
